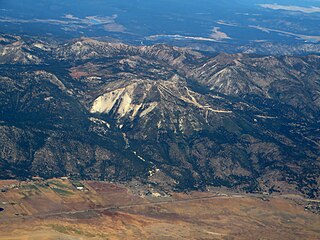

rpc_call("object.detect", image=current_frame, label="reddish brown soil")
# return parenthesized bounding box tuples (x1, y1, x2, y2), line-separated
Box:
(0, 179, 319, 240)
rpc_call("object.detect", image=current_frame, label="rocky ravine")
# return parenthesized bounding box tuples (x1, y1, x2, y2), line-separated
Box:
(0, 35, 319, 198)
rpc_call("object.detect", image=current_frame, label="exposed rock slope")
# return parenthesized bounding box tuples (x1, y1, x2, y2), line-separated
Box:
(0, 36, 319, 197)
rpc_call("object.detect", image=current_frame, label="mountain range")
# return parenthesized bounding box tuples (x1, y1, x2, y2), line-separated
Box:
(0, 34, 319, 198)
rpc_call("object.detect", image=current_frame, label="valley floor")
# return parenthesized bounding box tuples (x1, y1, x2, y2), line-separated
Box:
(0, 179, 319, 240)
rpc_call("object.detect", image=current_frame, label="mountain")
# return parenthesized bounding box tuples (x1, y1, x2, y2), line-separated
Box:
(0, 35, 319, 198)
(1, 0, 320, 54)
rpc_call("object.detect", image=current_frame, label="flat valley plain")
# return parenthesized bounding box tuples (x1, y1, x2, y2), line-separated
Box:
(0, 179, 319, 240)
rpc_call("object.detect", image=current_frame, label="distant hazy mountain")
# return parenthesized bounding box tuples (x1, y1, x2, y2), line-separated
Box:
(0, 0, 319, 54)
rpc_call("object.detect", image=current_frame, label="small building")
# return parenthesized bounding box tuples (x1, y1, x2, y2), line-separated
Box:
(76, 187, 84, 191)
(151, 192, 162, 198)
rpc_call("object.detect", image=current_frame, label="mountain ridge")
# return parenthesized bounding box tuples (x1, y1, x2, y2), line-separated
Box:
(0, 35, 319, 198)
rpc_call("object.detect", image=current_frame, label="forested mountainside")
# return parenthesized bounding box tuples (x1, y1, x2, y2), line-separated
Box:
(1, 35, 319, 197)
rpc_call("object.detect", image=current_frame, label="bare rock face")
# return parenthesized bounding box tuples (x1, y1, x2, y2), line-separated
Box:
(0, 36, 319, 198)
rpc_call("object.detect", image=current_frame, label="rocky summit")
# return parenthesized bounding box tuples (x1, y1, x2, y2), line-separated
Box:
(0, 35, 319, 198)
